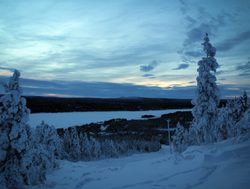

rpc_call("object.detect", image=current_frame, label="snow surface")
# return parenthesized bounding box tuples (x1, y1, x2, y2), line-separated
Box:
(29, 109, 190, 128)
(31, 138, 250, 189)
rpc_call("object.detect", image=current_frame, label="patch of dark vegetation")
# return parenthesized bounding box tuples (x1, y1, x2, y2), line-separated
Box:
(161, 111, 193, 129)
(141, 114, 155, 118)
(57, 111, 193, 145)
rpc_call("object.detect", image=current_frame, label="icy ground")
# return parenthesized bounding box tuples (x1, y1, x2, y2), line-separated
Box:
(29, 109, 190, 128)
(32, 138, 250, 189)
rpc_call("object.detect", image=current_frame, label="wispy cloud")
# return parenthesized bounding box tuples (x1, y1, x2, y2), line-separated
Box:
(142, 74, 156, 79)
(217, 30, 250, 51)
(140, 60, 158, 72)
(0, 75, 249, 99)
(0, 66, 16, 72)
(0, 76, 175, 98)
(0, 0, 249, 97)
(179, 0, 189, 14)
(183, 23, 213, 47)
(173, 64, 189, 70)
(179, 2, 232, 63)
(236, 60, 250, 77)
(184, 51, 203, 58)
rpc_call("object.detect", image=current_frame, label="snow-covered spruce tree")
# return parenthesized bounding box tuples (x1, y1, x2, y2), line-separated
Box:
(236, 108, 250, 141)
(78, 132, 101, 160)
(88, 135, 101, 159)
(217, 98, 239, 138)
(35, 121, 63, 167)
(239, 91, 250, 116)
(63, 126, 81, 160)
(100, 138, 119, 158)
(172, 122, 189, 153)
(217, 91, 250, 139)
(0, 70, 47, 188)
(216, 107, 231, 140)
(79, 132, 92, 160)
(191, 33, 220, 144)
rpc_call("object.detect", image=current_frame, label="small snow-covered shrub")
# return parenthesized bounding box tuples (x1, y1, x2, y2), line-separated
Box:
(172, 122, 189, 153)
(35, 121, 64, 168)
(35, 121, 64, 158)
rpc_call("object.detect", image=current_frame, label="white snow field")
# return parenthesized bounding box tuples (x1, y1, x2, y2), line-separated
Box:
(29, 109, 190, 128)
(32, 138, 250, 189)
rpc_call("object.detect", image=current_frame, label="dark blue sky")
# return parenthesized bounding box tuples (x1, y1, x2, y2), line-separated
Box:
(0, 0, 250, 98)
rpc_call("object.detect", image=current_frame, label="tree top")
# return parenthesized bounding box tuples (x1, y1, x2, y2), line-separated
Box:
(202, 33, 216, 58)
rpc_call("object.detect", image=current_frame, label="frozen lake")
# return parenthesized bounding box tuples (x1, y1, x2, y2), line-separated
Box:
(29, 109, 190, 128)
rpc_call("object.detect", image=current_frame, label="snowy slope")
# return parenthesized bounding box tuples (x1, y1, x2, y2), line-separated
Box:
(31, 138, 250, 189)
(28, 109, 189, 128)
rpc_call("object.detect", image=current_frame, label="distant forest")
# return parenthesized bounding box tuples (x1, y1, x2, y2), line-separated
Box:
(23, 96, 227, 113)
(25, 97, 191, 113)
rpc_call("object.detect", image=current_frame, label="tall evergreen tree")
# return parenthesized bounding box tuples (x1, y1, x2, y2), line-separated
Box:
(0, 70, 47, 188)
(191, 34, 220, 144)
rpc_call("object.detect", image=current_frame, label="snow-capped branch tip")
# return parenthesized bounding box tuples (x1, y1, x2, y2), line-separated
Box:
(204, 33, 209, 43)
(5, 69, 21, 92)
(202, 33, 216, 58)
(13, 69, 21, 78)
(0, 69, 20, 88)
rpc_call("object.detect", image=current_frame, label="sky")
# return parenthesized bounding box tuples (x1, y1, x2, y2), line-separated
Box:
(0, 0, 250, 98)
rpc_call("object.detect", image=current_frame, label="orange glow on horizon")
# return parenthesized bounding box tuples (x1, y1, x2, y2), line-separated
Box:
(111, 77, 195, 89)
(0, 70, 12, 76)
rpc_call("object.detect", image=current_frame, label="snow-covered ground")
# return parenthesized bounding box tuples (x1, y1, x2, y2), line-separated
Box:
(32, 138, 250, 189)
(29, 109, 190, 128)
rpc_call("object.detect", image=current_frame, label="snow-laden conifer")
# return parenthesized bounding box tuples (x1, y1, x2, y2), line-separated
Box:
(63, 127, 81, 160)
(0, 70, 46, 188)
(79, 132, 92, 160)
(191, 34, 220, 144)
(236, 109, 250, 141)
(217, 91, 250, 139)
(172, 122, 189, 153)
(35, 121, 63, 168)
(101, 138, 119, 158)
(239, 91, 249, 115)
(89, 136, 101, 159)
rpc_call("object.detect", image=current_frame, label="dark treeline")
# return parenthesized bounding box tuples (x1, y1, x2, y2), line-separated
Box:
(25, 96, 193, 113)
(25, 96, 227, 113)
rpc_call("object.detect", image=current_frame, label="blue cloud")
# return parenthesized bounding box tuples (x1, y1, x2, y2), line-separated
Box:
(1, 76, 249, 99)
(236, 60, 250, 77)
(184, 51, 203, 58)
(217, 30, 250, 51)
(0, 67, 16, 72)
(142, 74, 156, 79)
(173, 64, 189, 70)
(140, 60, 158, 72)
(183, 24, 213, 47)
(0, 0, 249, 97)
